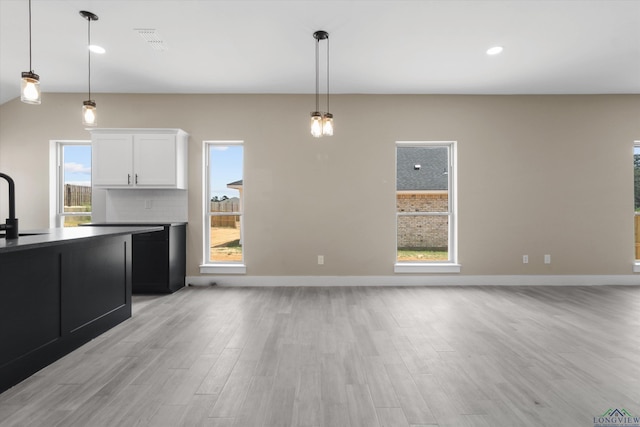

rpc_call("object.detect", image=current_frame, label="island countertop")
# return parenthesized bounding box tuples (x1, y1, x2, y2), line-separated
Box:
(0, 226, 163, 253)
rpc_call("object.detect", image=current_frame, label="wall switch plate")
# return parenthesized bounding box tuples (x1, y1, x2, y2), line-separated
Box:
(523, 255, 528, 264)
(544, 254, 551, 264)
(144, 200, 152, 209)
(318, 255, 324, 265)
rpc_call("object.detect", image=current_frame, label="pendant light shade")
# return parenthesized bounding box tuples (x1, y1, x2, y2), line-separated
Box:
(82, 100, 97, 126)
(310, 111, 323, 138)
(310, 30, 333, 138)
(20, 0, 41, 104)
(21, 71, 40, 104)
(322, 112, 333, 136)
(80, 11, 98, 126)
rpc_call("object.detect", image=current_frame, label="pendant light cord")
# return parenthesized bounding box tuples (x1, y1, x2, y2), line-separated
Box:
(315, 37, 320, 113)
(28, 0, 32, 71)
(326, 35, 330, 114)
(87, 17, 91, 100)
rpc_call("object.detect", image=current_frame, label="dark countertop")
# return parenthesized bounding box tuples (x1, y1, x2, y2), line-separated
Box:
(81, 222, 187, 227)
(0, 226, 164, 254)
(80, 222, 187, 227)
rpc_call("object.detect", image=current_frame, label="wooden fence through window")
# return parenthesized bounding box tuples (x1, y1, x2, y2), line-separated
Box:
(64, 184, 91, 207)
(210, 200, 240, 228)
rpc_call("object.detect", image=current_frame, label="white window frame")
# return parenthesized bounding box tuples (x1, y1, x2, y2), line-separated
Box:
(200, 140, 246, 274)
(394, 141, 460, 273)
(49, 140, 92, 228)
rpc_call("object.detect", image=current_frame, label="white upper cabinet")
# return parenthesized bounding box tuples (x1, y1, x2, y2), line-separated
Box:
(92, 133, 134, 187)
(91, 129, 188, 189)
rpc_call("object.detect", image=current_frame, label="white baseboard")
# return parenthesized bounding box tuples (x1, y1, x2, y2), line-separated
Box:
(185, 275, 640, 287)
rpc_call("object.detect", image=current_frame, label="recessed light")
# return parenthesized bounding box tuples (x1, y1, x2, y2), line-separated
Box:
(486, 46, 503, 56)
(89, 45, 106, 54)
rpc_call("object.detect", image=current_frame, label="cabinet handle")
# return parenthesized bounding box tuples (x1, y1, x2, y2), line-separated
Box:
(128, 174, 131, 185)
(135, 174, 138, 184)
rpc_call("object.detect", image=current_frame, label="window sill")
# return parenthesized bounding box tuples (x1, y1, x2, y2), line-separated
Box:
(394, 263, 461, 274)
(200, 264, 246, 274)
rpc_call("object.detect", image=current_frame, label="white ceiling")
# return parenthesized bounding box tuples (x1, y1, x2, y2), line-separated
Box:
(1, 0, 640, 105)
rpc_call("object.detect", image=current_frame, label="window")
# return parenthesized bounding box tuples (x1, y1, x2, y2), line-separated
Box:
(395, 141, 459, 273)
(634, 143, 640, 265)
(55, 142, 92, 227)
(203, 141, 245, 273)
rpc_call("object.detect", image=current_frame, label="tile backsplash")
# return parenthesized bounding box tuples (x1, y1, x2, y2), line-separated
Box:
(104, 189, 188, 222)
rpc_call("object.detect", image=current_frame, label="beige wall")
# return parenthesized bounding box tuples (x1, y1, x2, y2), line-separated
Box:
(1, 93, 639, 277)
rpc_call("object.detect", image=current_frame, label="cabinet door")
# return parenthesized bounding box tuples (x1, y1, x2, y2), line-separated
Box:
(93, 134, 134, 187)
(133, 134, 177, 187)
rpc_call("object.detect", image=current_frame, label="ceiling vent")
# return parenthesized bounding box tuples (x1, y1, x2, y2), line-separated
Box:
(134, 29, 167, 51)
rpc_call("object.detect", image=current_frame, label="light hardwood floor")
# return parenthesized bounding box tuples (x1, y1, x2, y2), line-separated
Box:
(1, 285, 639, 426)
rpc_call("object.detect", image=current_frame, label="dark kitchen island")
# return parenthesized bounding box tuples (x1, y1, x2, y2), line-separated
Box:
(0, 226, 162, 393)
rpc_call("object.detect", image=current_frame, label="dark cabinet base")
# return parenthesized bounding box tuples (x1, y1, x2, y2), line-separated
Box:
(0, 234, 132, 393)
(132, 224, 186, 294)
(81, 223, 187, 294)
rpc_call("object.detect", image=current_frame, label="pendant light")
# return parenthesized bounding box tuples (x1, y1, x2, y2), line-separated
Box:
(310, 30, 333, 138)
(20, 0, 40, 104)
(80, 11, 98, 126)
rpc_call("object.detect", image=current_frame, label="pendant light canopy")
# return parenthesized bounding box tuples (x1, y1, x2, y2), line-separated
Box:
(80, 10, 98, 126)
(310, 30, 333, 138)
(20, 0, 40, 104)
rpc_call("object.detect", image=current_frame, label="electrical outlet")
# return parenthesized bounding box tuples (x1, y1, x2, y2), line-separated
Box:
(523, 255, 528, 264)
(318, 255, 324, 265)
(544, 254, 551, 264)
(144, 199, 153, 209)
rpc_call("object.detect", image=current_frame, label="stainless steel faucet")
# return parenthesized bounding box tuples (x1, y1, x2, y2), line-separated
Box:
(0, 173, 19, 239)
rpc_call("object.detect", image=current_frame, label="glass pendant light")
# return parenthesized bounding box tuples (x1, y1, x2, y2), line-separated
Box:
(311, 112, 323, 137)
(21, 72, 40, 104)
(322, 113, 333, 136)
(20, 0, 40, 104)
(321, 31, 333, 136)
(82, 100, 97, 126)
(310, 30, 334, 137)
(80, 11, 98, 126)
